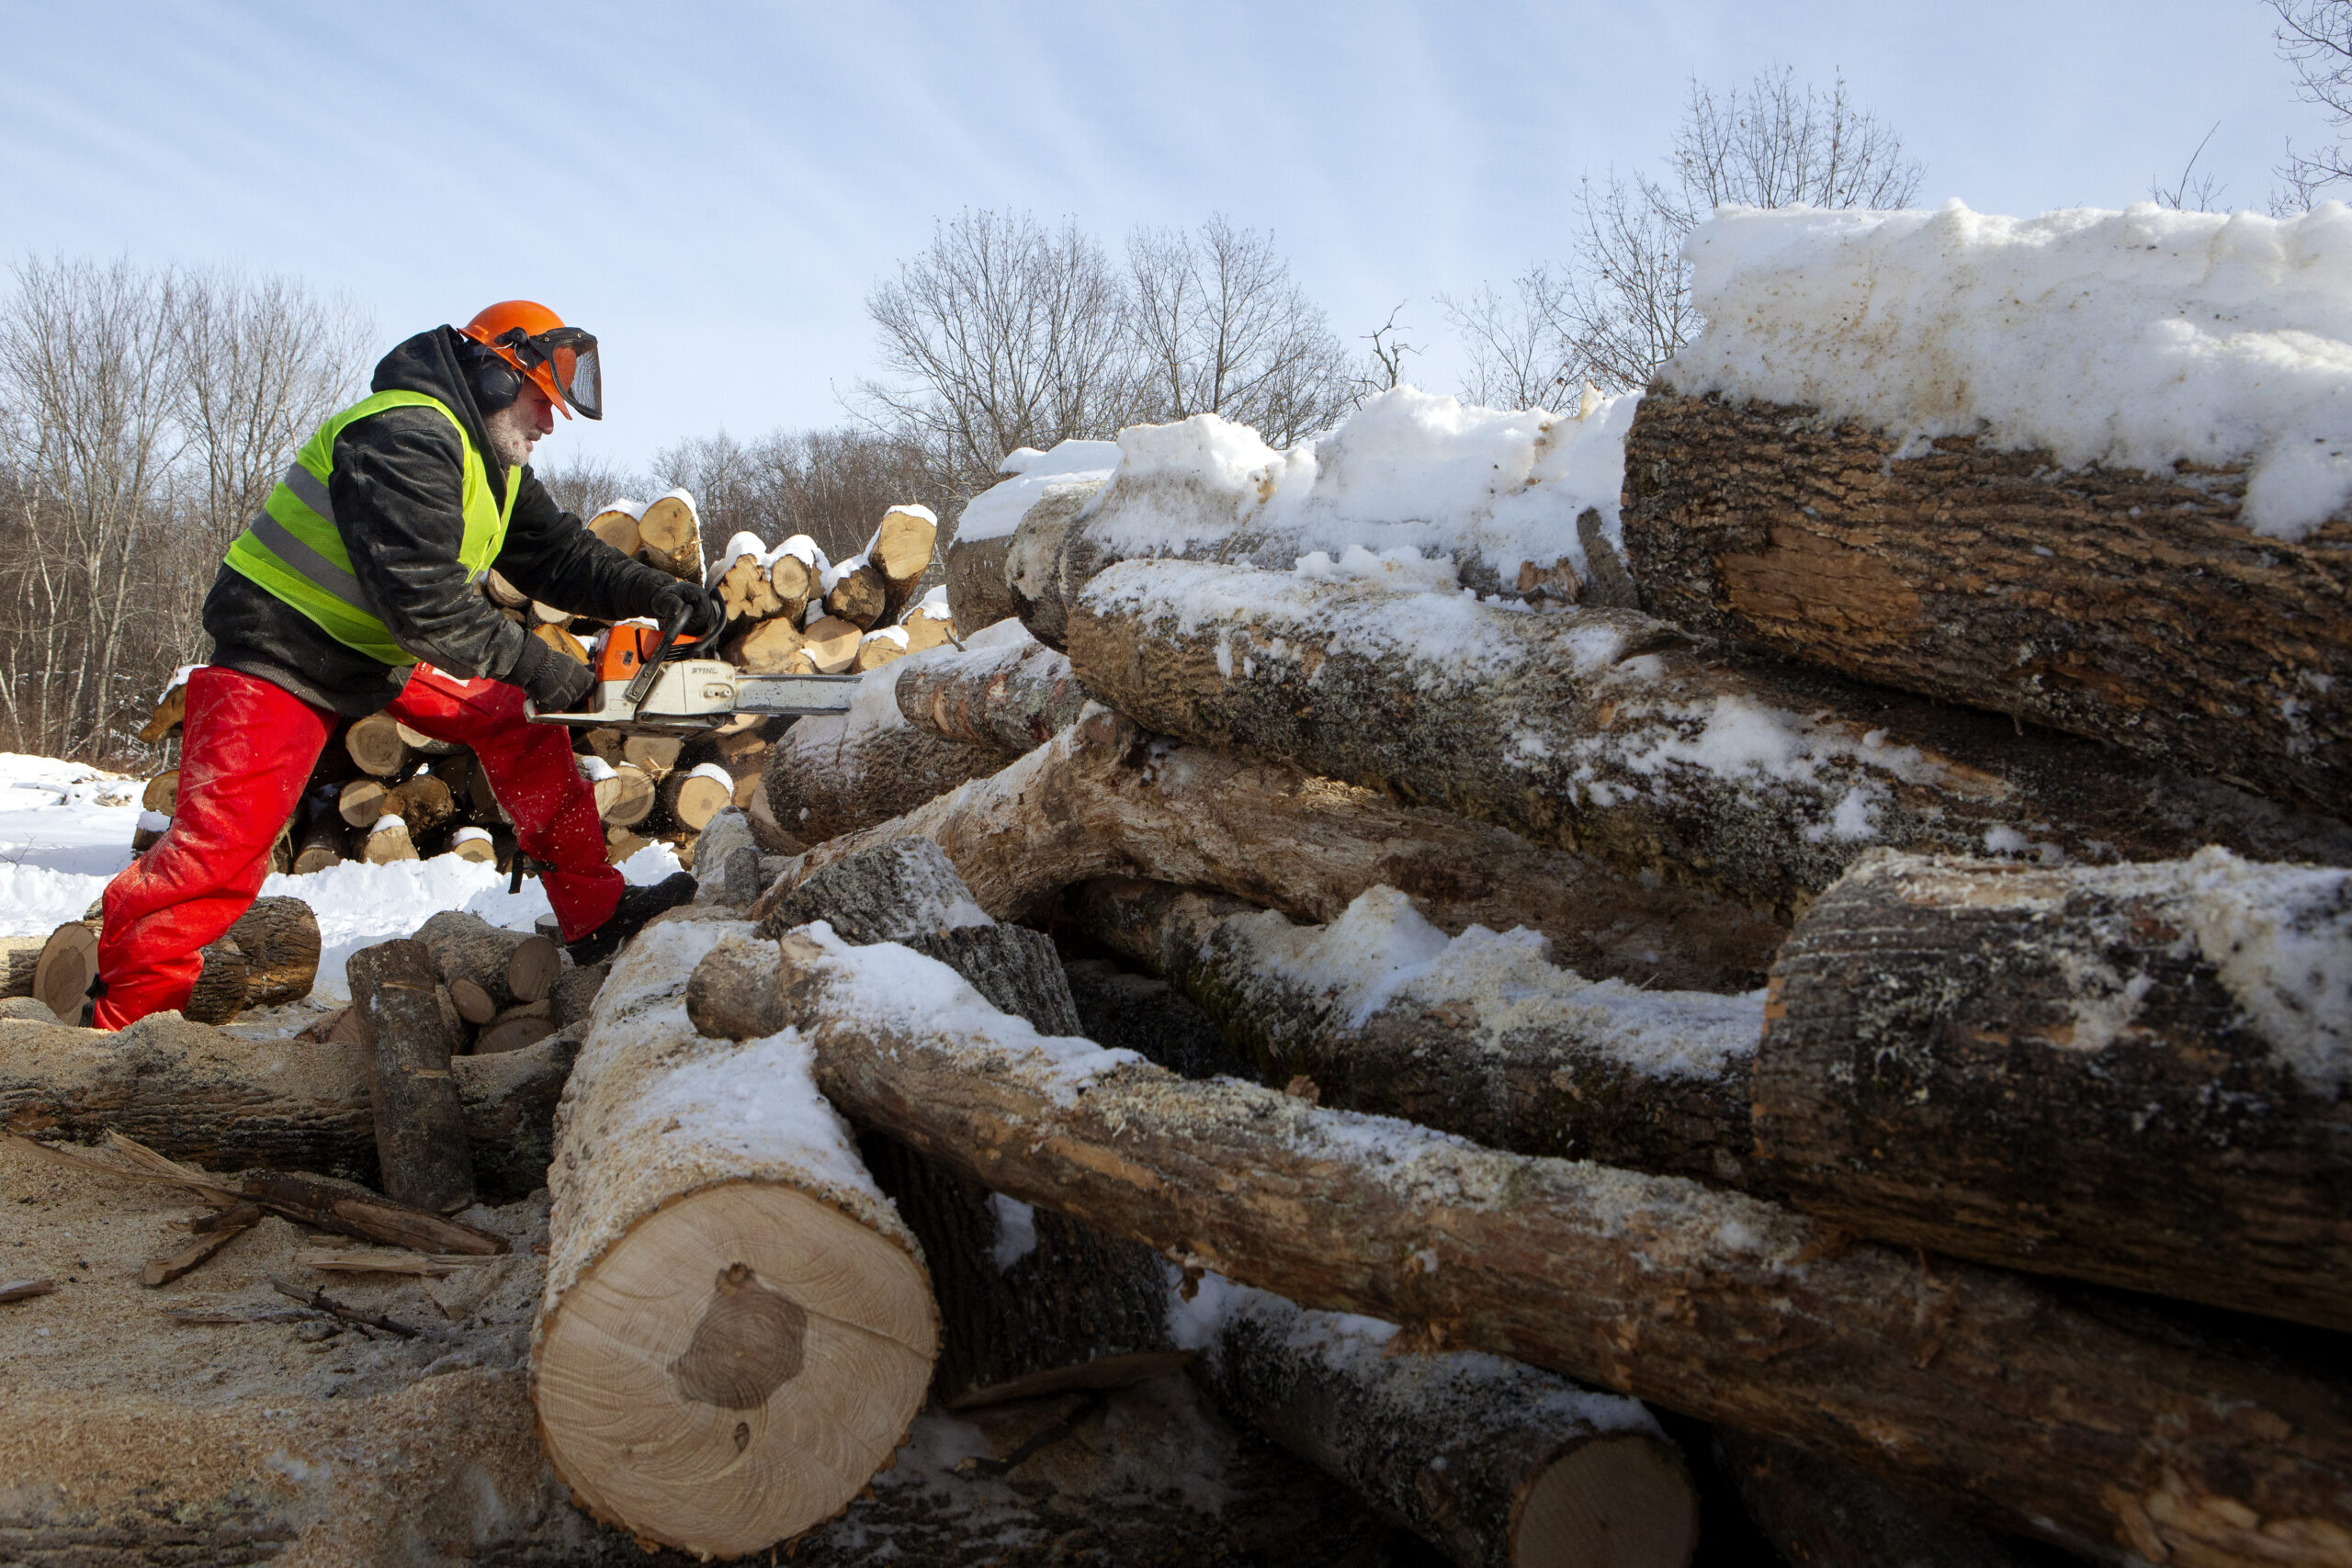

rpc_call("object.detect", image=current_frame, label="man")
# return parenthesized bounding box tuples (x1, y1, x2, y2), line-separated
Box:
(92, 300, 719, 1030)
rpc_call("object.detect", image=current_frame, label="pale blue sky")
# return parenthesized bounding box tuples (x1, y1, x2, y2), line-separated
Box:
(0, 1, 2325, 470)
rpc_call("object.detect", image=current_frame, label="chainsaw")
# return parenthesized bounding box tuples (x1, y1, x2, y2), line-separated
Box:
(526, 607, 858, 734)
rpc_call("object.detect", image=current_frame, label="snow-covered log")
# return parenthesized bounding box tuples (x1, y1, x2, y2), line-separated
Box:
(0, 1013, 571, 1200)
(1069, 879, 1766, 1190)
(699, 921, 2352, 1565)
(1064, 560, 2352, 921)
(1758, 848, 2352, 1333)
(1620, 390, 2352, 817)
(759, 665, 1012, 846)
(532, 916, 936, 1558)
(1178, 1274, 1698, 1568)
(751, 705, 1797, 996)
(891, 629, 1090, 754)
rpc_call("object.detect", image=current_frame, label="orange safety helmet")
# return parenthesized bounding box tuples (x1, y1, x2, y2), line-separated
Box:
(460, 300, 603, 421)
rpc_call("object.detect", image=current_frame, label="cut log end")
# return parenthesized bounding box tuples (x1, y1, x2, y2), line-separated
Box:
(534, 1180, 934, 1557)
(1514, 1436, 1699, 1568)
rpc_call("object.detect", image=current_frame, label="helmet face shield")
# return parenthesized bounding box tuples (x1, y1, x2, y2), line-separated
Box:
(499, 325, 603, 421)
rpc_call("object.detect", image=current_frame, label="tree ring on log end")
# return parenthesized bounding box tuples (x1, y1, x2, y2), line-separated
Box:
(669, 1262, 808, 1407)
(535, 1180, 933, 1557)
(1512, 1434, 1699, 1568)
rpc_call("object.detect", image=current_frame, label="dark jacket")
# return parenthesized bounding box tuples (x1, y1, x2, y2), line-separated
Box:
(204, 326, 673, 715)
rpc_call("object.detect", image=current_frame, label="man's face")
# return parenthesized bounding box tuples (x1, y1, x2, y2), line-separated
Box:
(486, 382, 556, 467)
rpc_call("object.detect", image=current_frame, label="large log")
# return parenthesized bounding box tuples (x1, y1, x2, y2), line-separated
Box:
(760, 673, 1009, 846)
(891, 630, 1090, 754)
(750, 706, 1788, 994)
(1069, 878, 1767, 1190)
(1063, 560, 2352, 921)
(0, 1013, 571, 1200)
(867, 504, 938, 622)
(1757, 847, 2352, 1333)
(532, 916, 936, 1558)
(1061, 954, 1251, 1081)
(1182, 1275, 1699, 1568)
(1619, 389, 2352, 817)
(345, 940, 474, 1214)
(1714, 1429, 2052, 1568)
(699, 922, 2352, 1565)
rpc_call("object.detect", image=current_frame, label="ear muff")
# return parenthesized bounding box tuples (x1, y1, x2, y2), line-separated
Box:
(473, 351, 523, 413)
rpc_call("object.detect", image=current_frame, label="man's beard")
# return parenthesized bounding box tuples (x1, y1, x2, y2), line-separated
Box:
(485, 403, 539, 468)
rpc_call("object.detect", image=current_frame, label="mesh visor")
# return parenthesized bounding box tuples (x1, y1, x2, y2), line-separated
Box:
(511, 327, 602, 420)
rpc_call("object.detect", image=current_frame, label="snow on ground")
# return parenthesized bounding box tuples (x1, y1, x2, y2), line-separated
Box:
(0, 750, 681, 1004)
(1673, 199, 2352, 539)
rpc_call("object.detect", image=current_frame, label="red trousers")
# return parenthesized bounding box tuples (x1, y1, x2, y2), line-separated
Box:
(94, 665, 621, 1030)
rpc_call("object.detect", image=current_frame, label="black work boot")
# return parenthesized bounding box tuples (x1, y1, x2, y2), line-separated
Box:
(567, 873, 697, 965)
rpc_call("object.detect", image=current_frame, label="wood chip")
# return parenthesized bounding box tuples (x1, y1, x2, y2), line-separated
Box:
(291, 1247, 495, 1277)
(143, 1222, 251, 1287)
(0, 1278, 59, 1303)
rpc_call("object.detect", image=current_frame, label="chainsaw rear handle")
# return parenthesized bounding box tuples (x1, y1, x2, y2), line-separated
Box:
(622, 603, 729, 710)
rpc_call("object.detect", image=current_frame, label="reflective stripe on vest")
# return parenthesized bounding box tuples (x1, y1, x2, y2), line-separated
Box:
(221, 389, 517, 666)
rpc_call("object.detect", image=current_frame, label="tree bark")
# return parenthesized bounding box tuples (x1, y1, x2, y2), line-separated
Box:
(893, 633, 1089, 754)
(1619, 389, 2352, 817)
(750, 706, 1788, 995)
(223, 896, 318, 1008)
(182, 937, 249, 1026)
(1068, 878, 1767, 1191)
(759, 695, 1008, 847)
(716, 925, 2352, 1568)
(0, 1012, 571, 1200)
(750, 837, 992, 948)
(1065, 562, 2352, 925)
(346, 940, 474, 1214)
(1189, 1277, 1700, 1568)
(413, 910, 541, 1014)
(1713, 1429, 2052, 1568)
(944, 534, 1017, 635)
(1755, 848, 2352, 1333)
(0, 936, 44, 999)
(1061, 953, 1251, 1082)
(548, 961, 606, 1031)
(533, 915, 936, 1559)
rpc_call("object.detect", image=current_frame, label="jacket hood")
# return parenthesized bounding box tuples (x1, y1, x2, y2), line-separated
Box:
(368, 327, 507, 500)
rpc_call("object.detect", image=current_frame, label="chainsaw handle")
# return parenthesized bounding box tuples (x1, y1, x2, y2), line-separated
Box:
(623, 605, 691, 708)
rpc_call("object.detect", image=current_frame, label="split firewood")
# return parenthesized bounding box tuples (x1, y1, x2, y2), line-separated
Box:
(635, 491, 702, 580)
(892, 629, 1086, 754)
(447, 826, 496, 863)
(1715, 1429, 2050, 1568)
(140, 769, 177, 817)
(362, 814, 417, 863)
(32, 921, 97, 1026)
(660, 764, 735, 833)
(346, 940, 474, 1214)
(137, 679, 187, 745)
(529, 600, 572, 628)
(533, 916, 937, 1559)
(0, 1018, 571, 1200)
(1757, 848, 2352, 1333)
(821, 554, 888, 628)
(721, 615, 805, 673)
(699, 922, 2352, 1565)
(586, 503, 643, 559)
(1621, 390, 2352, 817)
(290, 1246, 495, 1276)
(900, 600, 956, 656)
(142, 1214, 253, 1287)
(1186, 1276, 1700, 1568)
(848, 626, 909, 672)
(531, 622, 589, 665)
(0, 1278, 59, 1303)
(868, 503, 938, 621)
(751, 707, 1785, 995)
(759, 692, 1004, 846)
(1069, 878, 1766, 1190)
(1062, 561, 2352, 922)
(345, 714, 412, 777)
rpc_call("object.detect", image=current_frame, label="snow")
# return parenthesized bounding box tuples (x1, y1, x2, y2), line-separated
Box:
(864, 625, 910, 649)
(1245, 886, 1763, 1078)
(683, 762, 733, 789)
(593, 497, 649, 520)
(1672, 199, 2352, 540)
(912, 584, 955, 621)
(717, 531, 766, 565)
(1031, 386, 1636, 589)
(986, 1193, 1037, 1271)
(0, 753, 145, 879)
(770, 534, 826, 571)
(450, 826, 491, 845)
(952, 440, 1123, 544)
(2175, 845, 2352, 1090)
(820, 551, 870, 593)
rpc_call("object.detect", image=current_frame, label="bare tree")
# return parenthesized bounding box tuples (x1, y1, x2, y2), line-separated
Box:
(1125, 216, 1351, 445)
(2270, 0, 2352, 208)
(531, 453, 648, 521)
(860, 209, 1137, 503)
(1350, 305, 1422, 402)
(2153, 122, 2229, 211)
(1543, 68, 1923, 394)
(1435, 268, 1582, 412)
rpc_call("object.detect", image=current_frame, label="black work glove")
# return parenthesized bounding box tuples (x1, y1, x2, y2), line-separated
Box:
(511, 633, 596, 714)
(649, 580, 724, 641)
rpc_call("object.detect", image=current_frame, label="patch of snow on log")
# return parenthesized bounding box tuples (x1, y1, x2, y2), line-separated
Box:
(802, 923, 1141, 1104)
(987, 1193, 1037, 1271)
(956, 441, 1123, 543)
(1672, 200, 2352, 539)
(1249, 886, 1764, 1077)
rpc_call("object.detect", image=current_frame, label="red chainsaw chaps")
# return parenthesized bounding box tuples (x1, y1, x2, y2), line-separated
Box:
(94, 665, 621, 1031)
